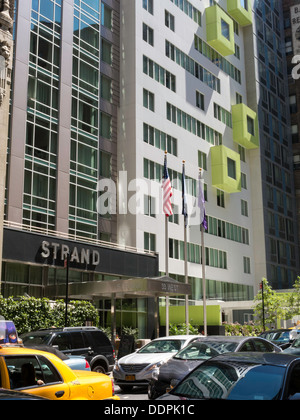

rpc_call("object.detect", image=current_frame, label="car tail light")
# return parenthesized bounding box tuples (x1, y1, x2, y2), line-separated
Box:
(85, 360, 90, 370)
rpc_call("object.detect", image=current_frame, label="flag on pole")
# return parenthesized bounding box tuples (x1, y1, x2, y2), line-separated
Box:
(162, 153, 173, 217)
(198, 170, 207, 230)
(182, 161, 188, 227)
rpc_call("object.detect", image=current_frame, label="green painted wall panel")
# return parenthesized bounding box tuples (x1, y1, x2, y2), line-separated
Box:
(160, 305, 221, 326)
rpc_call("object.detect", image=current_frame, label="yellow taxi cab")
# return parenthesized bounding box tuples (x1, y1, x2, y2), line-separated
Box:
(0, 321, 119, 400)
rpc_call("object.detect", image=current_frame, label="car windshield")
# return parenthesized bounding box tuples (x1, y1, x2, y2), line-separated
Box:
(292, 338, 300, 348)
(138, 340, 183, 353)
(174, 341, 238, 360)
(172, 362, 285, 400)
(271, 331, 291, 342)
(20, 333, 52, 346)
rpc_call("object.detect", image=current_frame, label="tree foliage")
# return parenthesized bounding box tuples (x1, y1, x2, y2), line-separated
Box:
(253, 277, 300, 329)
(0, 296, 99, 334)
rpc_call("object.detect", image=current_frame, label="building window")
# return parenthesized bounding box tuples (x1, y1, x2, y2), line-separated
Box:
(101, 39, 112, 65)
(285, 36, 292, 55)
(143, 23, 154, 46)
(217, 189, 225, 208)
(198, 151, 207, 170)
(227, 158, 236, 179)
(169, 205, 179, 224)
(100, 75, 112, 102)
(144, 232, 156, 252)
(196, 91, 205, 110)
(241, 172, 247, 189)
(143, 0, 153, 14)
(290, 95, 297, 114)
(243, 257, 251, 274)
(143, 89, 154, 111)
(238, 145, 246, 162)
(247, 116, 255, 135)
(241, 199, 248, 216)
(221, 19, 230, 40)
(236, 93, 243, 104)
(144, 195, 156, 218)
(165, 10, 175, 31)
(100, 112, 112, 139)
(240, 0, 248, 10)
(101, 3, 112, 30)
(99, 151, 111, 178)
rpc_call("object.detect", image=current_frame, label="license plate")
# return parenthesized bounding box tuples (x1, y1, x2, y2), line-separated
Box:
(125, 375, 136, 381)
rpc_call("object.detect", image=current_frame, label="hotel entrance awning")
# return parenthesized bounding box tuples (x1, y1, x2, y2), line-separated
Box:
(46, 276, 191, 341)
(45, 275, 191, 300)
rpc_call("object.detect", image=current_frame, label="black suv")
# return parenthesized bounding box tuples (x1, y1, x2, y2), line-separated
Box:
(20, 327, 114, 374)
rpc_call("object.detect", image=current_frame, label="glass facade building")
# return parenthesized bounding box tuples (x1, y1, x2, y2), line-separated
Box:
(253, 0, 300, 288)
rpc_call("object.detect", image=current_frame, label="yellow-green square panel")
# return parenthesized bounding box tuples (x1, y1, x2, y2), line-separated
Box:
(232, 103, 259, 149)
(211, 145, 241, 193)
(227, 0, 252, 26)
(206, 5, 235, 56)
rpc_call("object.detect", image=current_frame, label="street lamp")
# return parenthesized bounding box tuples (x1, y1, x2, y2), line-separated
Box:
(64, 253, 70, 327)
(260, 281, 265, 332)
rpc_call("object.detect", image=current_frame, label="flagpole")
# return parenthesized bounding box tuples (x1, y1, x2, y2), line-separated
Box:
(199, 168, 207, 336)
(184, 221, 189, 333)
(182, 160, 189, 334)
(165, 213, 169, 336)
(201, 224, 207, 336)
(163, 151, 171, 337)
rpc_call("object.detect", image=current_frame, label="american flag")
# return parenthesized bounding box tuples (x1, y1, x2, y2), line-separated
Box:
(162, 154, 173, 217)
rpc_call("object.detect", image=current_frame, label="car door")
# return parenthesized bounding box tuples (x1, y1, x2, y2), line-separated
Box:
(69, 332, 91, 359)
(3, 355, 70, 400)
(51, 332, 72, 353)
(285, 362, 300, 400)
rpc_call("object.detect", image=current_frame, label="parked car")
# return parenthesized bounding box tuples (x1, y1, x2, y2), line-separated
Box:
(0, 345, 119, 400)
(113, 335, 201, 392)
(148, 335, 282, 399)
(158, 352, 300, 400)
(259, 329, 300, 348)
(283, 336, 300, 356)
(20, 327, 114, 374)
(25, 345, 90, 371)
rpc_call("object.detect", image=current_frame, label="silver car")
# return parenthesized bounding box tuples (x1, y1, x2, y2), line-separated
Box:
(113, 335, 200, 392)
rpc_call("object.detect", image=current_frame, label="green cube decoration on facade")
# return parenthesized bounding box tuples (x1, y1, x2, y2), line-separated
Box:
(232, 103, 259, 150)
(205, 5, 235, 56)
(227, 0, 252, 27)
(211, 145, 241, 193)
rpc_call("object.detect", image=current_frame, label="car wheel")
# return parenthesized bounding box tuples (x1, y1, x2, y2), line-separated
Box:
(148, 383, 159, 400)
(119, 385, 134, 392)
(92, 364, 106, 374)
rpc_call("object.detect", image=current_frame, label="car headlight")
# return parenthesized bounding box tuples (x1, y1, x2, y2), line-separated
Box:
(152, 367, 160, 381)
(145, 361, 164, 376)
(113, 362, 120, 372)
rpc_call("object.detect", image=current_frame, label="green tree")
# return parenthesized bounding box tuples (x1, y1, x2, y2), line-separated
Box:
(253, 278, 286, 329)
(286, 277, 300, 320)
